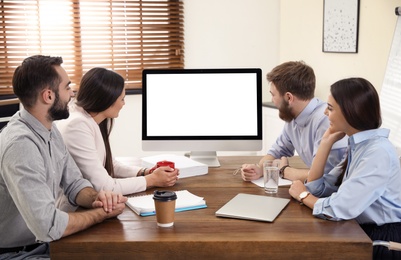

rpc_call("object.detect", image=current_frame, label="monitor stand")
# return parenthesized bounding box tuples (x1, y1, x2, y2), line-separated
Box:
(189, 151, 220, 168)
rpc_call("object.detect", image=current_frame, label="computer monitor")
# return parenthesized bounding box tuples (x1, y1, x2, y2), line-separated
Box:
(142, 68, 263, 167)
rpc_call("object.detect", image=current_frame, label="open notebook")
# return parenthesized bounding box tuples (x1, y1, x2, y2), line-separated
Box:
(215, 193, 290, 222)
(126, 190, 207, 217)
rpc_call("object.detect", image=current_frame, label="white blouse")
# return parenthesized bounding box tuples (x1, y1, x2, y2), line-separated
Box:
(56, 102, 146, 195)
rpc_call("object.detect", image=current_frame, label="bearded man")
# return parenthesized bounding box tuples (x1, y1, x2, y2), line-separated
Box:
(241, 61, 347, 182)
(0, 55, 127, 258)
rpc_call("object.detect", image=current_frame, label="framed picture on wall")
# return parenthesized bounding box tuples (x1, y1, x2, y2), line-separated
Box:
(323, 0, 360, 53)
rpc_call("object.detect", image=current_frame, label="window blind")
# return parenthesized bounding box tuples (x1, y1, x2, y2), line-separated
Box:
(380, 7, 401, 151)
(0, 0, 184, 95)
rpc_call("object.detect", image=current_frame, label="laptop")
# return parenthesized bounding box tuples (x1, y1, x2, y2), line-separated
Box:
(215, 193, 290, 222)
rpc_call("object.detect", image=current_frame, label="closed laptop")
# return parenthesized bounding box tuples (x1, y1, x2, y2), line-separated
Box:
(215, 193, 290, 222)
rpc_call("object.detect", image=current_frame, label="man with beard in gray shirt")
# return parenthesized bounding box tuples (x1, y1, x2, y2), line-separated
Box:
(0, 55, 127, 259)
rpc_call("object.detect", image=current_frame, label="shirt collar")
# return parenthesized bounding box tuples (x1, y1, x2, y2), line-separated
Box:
(294, 97, 320, 127)
(20, 108, 53, 144)
(348, 128, 390, 146)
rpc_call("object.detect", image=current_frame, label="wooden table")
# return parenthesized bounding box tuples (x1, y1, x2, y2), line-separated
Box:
(50, 156, 372, 259)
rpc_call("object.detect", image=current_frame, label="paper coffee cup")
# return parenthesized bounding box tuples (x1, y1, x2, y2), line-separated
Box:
(153, 190, 177, 227)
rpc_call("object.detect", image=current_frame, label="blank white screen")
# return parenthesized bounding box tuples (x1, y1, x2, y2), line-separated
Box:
(146, 73, 259, 137)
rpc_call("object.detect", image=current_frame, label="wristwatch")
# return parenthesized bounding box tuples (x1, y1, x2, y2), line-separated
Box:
(279, 165, 290, 178)
(298, 191, 310, 204)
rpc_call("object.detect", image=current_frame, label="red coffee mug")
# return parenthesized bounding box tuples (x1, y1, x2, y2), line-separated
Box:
(149, 160, 175, 173)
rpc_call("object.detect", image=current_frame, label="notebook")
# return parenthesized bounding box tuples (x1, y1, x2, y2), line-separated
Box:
(126, 190, 207, 217)
(215, 193, 290, 222)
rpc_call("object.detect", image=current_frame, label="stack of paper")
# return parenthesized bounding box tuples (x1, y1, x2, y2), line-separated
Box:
(126, 190, 207, 216)
(141, 154, 208, 178)
(251, 177, 292, 187)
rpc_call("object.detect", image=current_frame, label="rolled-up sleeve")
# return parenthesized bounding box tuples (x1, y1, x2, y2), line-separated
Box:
(62, 152, 93, 206)
(306, 164, 342, 197)
(313, 197, 343, 221)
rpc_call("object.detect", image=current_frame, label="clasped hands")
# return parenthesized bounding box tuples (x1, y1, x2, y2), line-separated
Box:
(93, 190, 128, 214)
(240, 156, 288, 181)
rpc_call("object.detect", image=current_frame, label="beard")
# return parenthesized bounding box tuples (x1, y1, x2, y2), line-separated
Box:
(278, 99, 295, 122)
(48, 90, 70, 121)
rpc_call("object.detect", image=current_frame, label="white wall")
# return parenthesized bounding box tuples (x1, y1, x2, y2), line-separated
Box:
(110, 0, 401, 158)
(184, 0, 280, 102)
(280, 0, 401, 99)
(111, 0, 280, 158)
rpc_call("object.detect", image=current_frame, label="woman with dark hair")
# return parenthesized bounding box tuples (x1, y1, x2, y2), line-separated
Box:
(289, 78, 401, 259)
(57, 67, 179, 199)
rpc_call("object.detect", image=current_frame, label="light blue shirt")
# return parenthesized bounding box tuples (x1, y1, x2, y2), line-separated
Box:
(308, 128, 401, 225)
(267, 98, 347, 175)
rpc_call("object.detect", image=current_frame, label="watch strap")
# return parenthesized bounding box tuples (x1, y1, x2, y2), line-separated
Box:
(279, 165, 290, 178)
(139, 168, 147, 176)
(299, 191, 310, 205)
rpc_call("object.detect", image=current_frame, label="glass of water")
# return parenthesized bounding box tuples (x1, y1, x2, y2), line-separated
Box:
(263, 160, 279, 194)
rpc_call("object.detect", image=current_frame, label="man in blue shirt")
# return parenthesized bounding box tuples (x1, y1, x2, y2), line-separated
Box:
(241, 61, 347, 182)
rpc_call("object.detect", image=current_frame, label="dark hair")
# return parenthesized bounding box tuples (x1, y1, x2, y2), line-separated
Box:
(331, 77, 382, 186)
(266, 61, 315, 100)
(76, 67, 125, 177)
(12, 55, 63, 108)
(330, 77, 381, 131)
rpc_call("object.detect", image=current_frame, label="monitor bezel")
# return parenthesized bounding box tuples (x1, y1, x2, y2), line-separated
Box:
(142, 68, 263, 143)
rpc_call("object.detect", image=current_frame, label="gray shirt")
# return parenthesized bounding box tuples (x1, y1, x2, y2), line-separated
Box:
(0, 108, 92, 247)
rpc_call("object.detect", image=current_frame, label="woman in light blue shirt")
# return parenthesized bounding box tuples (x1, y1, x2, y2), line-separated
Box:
(289, 77, 401, 260)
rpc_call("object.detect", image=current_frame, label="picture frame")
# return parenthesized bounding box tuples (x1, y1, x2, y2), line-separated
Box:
(323, 0, 360, 53)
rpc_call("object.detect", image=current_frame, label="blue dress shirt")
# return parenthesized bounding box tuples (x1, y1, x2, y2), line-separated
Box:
(308, 128, 401, 225)
(267, 98, 347, 175)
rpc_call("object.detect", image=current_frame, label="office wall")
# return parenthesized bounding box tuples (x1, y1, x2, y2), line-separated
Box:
(110, 0, 401, 158)
(111, 0, 279, 158)
(280, 0, 401, 99)
(184, 0, 280, 102)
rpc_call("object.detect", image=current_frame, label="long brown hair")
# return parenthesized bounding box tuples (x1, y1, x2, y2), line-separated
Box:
(331, 78, 381, 186)
(76, 67, 125, 177)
